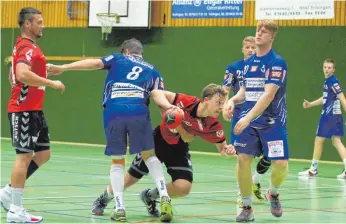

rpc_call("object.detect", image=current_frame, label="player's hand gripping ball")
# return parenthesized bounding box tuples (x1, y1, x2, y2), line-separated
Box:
(162, 108, 183, 129)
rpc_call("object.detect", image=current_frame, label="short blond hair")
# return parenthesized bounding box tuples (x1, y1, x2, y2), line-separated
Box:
(201, 84, 227, 100)
(324, 58, 336, 68)
(242, 36, 255, 46)
(257, 20, 278, 35)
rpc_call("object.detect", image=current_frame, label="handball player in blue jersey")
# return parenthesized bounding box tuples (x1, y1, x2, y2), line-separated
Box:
(47, 39, 178, 222)
(225, 20, 289, 222)
(299, 59, 346, 179)
(222, 36, 271, 206)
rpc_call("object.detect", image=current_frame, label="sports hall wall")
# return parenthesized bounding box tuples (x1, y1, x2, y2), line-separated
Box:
(1, 1, 346, 161)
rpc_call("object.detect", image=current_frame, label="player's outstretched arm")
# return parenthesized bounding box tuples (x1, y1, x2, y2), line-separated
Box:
(47, 59, 104, 75)
(215, 140, 236, 156)
(303, 97, 323, 109)
(17, 63, 65, 93)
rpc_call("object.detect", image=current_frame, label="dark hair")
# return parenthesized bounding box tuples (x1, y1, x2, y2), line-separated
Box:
(324, 58, 336, 68)
(120, 38, 143, 54)
(18, 7, 41, 27)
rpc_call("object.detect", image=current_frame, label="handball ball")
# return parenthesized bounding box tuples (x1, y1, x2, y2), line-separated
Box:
(162, 109, 183, 129)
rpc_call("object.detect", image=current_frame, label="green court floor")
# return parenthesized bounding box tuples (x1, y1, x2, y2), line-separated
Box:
(1, 139, 346, 223)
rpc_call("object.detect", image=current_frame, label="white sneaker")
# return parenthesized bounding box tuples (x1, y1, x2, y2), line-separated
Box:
(337, 170, 346, 179)
(7, 204, 43, 223)
(0, 184, 11, 212)
(298, 169, 318, 177)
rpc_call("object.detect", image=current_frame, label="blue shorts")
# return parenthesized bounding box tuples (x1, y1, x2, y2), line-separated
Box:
(316, 115, 344, 139)
(103, 115, 154, 156)
(234, 122, 289, 160)
(230, 116, 240, 145)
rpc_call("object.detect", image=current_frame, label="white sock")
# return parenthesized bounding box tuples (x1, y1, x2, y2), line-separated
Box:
(252, 170, 263, 184)
(148, 188, 160, 200)
(343, 159, 346, 170)
(311, 160, 318, 170)
(110, 164, 125, 210)
(242, 196, 252, 207)
(145, 156, 169, 198)
(269, 184, 279, 196)
(11, 188, 24, 207)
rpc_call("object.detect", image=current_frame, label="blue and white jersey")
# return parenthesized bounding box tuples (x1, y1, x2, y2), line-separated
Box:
(321, 74, 343, 117)
(101, 53, 164, 116)
(241, 49, 288, 129)
(223, 59, 245, 119)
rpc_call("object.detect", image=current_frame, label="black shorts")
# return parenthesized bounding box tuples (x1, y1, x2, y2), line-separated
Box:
(8, 111, 50, 154)
(128, 126, 193, 183)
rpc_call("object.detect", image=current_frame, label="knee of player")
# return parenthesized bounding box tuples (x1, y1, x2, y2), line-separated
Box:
(173, 180, 192, 197)
(237, 153, 253, 166)
(141, 149, 156, 161)
(16, 153, 34, 165)
(272, 160, 288, 170)
(35, 150, 51, 165)
(331, 136, 341, 147)
(314, 136, 325, 145)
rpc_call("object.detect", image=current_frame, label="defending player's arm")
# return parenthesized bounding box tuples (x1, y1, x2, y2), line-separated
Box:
(303, 97, 323, 109)
(331, 82, 346, 114)
(61, 59, 104, 70)
(234, 60, 287, 135)
(47, 54, 117, 74)
(222, 66, 235, 121)
(223, 86, 246, 121)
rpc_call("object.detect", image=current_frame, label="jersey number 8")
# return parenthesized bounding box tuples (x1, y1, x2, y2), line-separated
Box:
(126, 66, 143, 80)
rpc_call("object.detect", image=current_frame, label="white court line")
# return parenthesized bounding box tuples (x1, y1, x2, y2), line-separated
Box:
(1, 137, 343, 165)
(22, 186, 346, 200)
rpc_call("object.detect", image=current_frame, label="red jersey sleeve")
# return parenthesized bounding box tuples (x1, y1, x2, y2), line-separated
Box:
(16, 45, 34, 66)
(200, 119, 226, 143)
(173, 93, 199, 109)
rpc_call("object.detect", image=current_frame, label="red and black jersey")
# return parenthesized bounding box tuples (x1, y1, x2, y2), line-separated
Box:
(160, 93, 226, 144)
(8, 37, 47, 112)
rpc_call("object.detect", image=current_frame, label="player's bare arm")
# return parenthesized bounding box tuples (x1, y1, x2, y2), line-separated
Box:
(175, 125, 196, 143)
(223, 86, 245, 121)
(151, 89, 176, 111)
(215, 140, 236, 156)
(8, 69, 15, 88)
(222, 85, 232, 121)
(234, 84, 278, 135)
(47, 59, 104, 75)
(17, 63, 65, 92)
(303, 97, 323, 109)
(336, 92, 346, 114)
